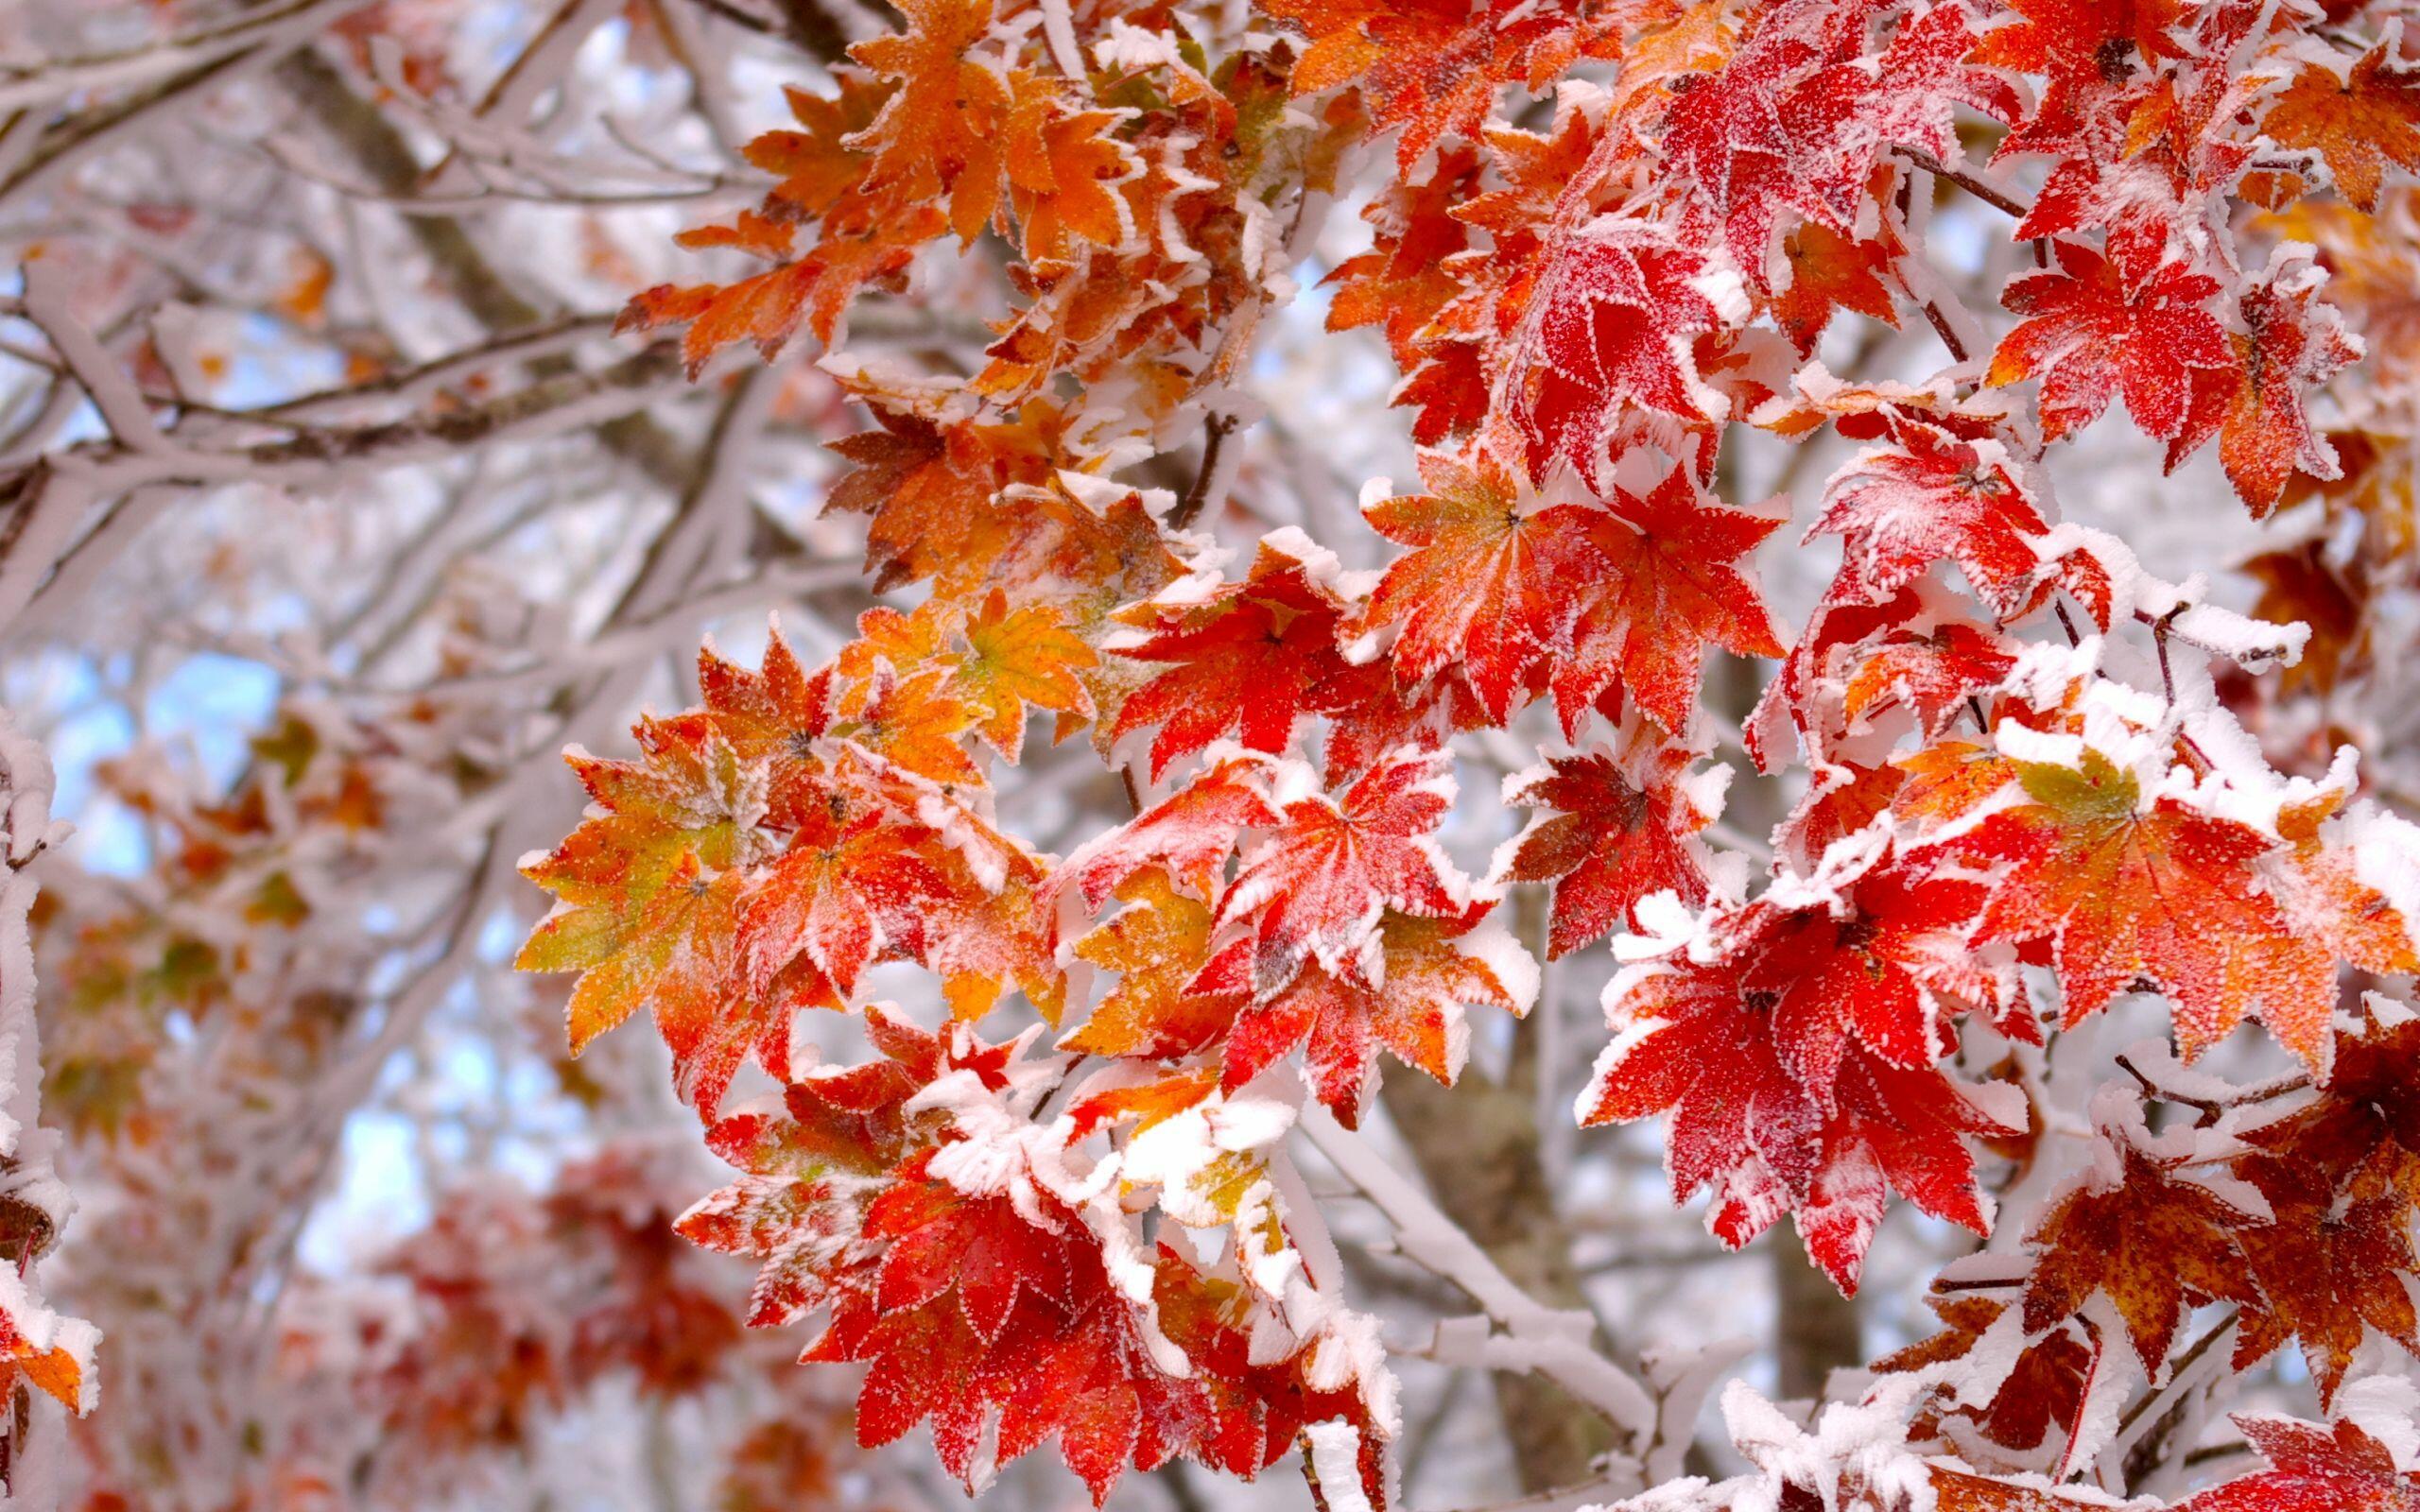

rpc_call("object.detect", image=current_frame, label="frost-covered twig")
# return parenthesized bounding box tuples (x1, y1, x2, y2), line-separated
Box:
(1300, 1105, 1659, 1442)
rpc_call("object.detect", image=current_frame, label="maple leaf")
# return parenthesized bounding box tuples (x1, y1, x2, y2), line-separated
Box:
(735, 779, 953, 997)
(516, 728, 795, 1112)
(809, 1156, 1207, 1503)
(679, 1009, 999, 1326)
(1880, 1297, 2097, 1458)
(1207, 905, 1525, 1125)
(1972, 0, 2190, 85)
(955, 590, 1096, 761)
(1652, 7, 1851, 280)
(1005, 94, 1140, 262)
(1737, 846, 2017, 1093)
(1362, 450, 1591, 722)
(1842, 621, 2020, 739)
(1809, 421, 2054, 618)
(0, 1303, 83, 1417)
(1214, 747, 1467, 998)
(1582, 914, 2014, 1292)
(2181, 1415, 2420, 1512)
(2020, 1108, 2264, 1371)
(1962, 749, 2335, 1069)
(746, 78, 891, 219)
(2215, 249, 2365, 516)
(698, 631, 833, 826)
(622, 203, 940, 370)
(2233, 1143, 2420, 1406)
(1771, 218, 1901, 355)
(834, 665, 981, 785)
(1327, 147, 1479, 366)
(1501, 729, 1717, 958)
(1265, 0, 1620, 168)
(2262, 43, 2420, 215)
(1061, 755, 1280, 912)
(1151, 1254, 1387, 1487)
(844, 0, 1012, 241)
(2225, 1005, 2420, 1401)
(1551, 466, 1787, 734)
(822, 402, 1065, 593)
(1500, 217, 1727, 484)
(928, 863, 1067, 1022)
(1111, 537, 1382, 779)
(1988, 239, 2231, 443)
(1063, 868, 1243, 1058)
(1652, 0, 2009, 288)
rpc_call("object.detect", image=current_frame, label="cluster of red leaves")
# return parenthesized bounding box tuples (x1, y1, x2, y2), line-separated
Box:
(675, 1008, 1387, 1503)
(515, 0, 2420, 1501)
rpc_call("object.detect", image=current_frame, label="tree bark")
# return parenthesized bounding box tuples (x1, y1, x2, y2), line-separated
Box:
(1772, 1230, 1861, 1400)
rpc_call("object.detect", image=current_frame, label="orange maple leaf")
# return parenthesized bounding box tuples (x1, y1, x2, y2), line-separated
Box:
(2262, 43, 2420, 214)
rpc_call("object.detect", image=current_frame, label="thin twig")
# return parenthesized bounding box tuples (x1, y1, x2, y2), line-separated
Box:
(1893, 146, 2033, 222)
(1167, 412, 1240, 532)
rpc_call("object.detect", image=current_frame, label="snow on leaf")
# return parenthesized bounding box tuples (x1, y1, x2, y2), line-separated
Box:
(1880, 1297, 2100, 1461)
(735, 782, 954, 999)
(1004, 94, 1142, 262)
(843, 0, 1013, 241)
(1582, 889, 2017, 1293)
(2180, 1415, 2420, 1512)
(2261, 41, 2420, 215)
(1501, 218, 1728, 485)
(1501, 727, 1718, 958)
(821, 404, 1069, 593)
(1362, 450, 1593, 724)
(1843, 621, 2020, 741)
(1987, 239, 2231, 445)
(1214, 747, 1467, 999)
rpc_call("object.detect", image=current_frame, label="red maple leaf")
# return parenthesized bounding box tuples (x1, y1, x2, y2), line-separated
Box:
(1841, 621, 2021, 740)
(1988, 239, 2231, 444)
(1550, 466, 1787, 734)
(2020, 1110, 2263, 1371)
(1214, 747, 1468, 997)
(735, 779, 954, 998)
(2181, 1416, 2420, 1512)
(1501, 727, 1716, 958)
(1205, 904, 1523, 1125)
(1809, 420, 2054, 618)
(1061, 756, 1280, 912)
(812, 1157, 1202, 1503)
(2215, 249, 2365, 517)
(1582, 901, 2016, 1292)
(1962, 749, 2334, 1069)
(1362, 450, 1593, 723)
(1111, 536, 1384, 780)
(1500, 218, 1727, 485)
(1736, 845, 2025, 1093)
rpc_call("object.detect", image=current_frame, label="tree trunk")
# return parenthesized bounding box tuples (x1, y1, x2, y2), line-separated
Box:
(1772, 1241, 1861, 1401)
(1377, 890, 1616, 1495)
